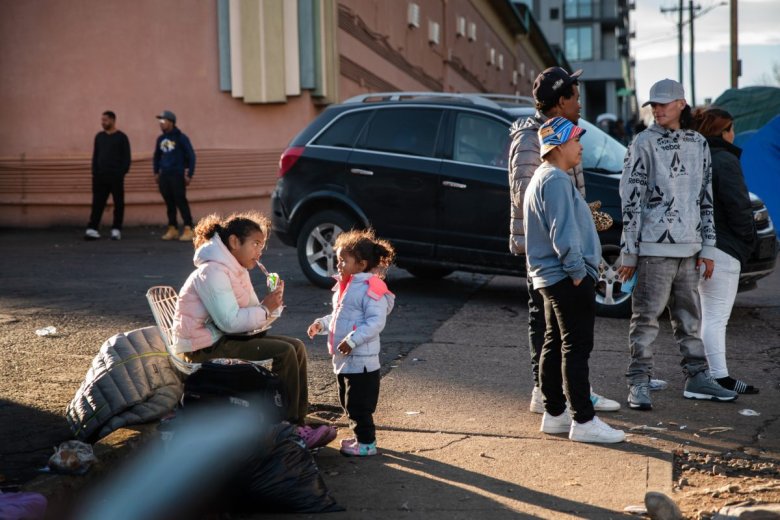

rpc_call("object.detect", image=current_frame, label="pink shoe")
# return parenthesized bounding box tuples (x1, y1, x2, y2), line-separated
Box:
(297, 425, 337, 449)
(339, 438, 377, 457)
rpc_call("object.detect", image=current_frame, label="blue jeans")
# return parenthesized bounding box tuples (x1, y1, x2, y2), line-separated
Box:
(626, 256, 708, 385)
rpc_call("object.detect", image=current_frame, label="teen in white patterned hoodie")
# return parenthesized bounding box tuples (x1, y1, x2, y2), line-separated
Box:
(617, 79, 737, 410)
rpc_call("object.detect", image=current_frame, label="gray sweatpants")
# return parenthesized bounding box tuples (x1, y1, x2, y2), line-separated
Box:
(626, 256, 708, 385)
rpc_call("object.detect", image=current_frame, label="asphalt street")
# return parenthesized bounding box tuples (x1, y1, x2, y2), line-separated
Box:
(0, 226, 490, 484)
(1, 226, 778, 518)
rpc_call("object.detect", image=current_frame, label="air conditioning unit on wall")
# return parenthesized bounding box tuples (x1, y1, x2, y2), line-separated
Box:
(408, 3, 420, 28)
(428, 21, 440, 45)
(468, 22, 477, 42)
(456, 16, 466, 37)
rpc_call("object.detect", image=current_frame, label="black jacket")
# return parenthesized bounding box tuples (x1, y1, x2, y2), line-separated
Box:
(92, 130, 131, 177)
(707, 136, 756, 266)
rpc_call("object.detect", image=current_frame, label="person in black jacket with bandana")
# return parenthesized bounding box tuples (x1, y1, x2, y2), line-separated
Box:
(692, 107, 758, 394)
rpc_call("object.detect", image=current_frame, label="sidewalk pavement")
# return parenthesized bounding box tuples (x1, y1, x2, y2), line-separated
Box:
(282, 276, 670, 519)
(24, 273, 779, 519)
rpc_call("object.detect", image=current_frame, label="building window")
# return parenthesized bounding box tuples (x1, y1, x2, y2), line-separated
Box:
(565, 0, 593, 19)
(550, 8, 559, 20)
(565, 26, 593, 61)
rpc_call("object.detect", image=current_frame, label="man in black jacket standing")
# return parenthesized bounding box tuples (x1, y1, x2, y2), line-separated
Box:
(153, 110, 196, 242)
(85, 111, 131, 241)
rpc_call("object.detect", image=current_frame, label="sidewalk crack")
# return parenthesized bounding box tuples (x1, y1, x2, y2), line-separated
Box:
(410, 434, 470, 453)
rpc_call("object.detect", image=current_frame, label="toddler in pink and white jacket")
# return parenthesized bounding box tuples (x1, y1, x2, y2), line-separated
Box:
(307, 230, 395, 457)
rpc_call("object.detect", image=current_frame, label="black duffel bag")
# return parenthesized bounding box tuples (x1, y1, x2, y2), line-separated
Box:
(182, 358, 286, 424)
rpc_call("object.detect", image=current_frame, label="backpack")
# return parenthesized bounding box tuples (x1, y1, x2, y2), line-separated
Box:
(182, 358, 286, 424)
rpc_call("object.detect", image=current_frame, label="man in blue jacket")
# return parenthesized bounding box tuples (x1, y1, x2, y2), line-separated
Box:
(153, 110, 196, 241)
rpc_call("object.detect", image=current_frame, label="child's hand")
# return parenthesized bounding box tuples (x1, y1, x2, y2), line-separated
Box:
(307, 321, 322, 339)
(261, 281, 284, 312)
(337, 339, 352, 355)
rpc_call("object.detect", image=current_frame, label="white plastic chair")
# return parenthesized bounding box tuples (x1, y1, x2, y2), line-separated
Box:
(146, 285, 273, 376)
(146, 285, 201, 375)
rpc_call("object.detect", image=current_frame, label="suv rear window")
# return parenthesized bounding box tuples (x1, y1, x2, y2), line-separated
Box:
(312, 110, 370, 148)
(361, 108, 443, 157)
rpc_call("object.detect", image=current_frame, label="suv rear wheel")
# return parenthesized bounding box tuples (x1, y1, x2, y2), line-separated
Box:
(296, 210, 358, 288)
(595, 244, 632, 318)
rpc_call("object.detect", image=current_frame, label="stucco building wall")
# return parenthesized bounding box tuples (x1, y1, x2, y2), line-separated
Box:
(0, 0, 560, 228)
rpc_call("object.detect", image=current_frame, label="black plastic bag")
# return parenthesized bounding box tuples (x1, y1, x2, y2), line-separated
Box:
(226, 423, 344, 514)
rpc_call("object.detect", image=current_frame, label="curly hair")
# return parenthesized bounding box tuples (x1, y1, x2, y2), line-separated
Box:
(192, 211, 270, 250)
(691, 106, 733, 137)
(334, 229, 395, 278)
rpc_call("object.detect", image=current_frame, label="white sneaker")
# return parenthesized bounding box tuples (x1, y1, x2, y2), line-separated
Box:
(111, 229, 121, 240)
(84, 228, 100, 240)
(530, 386, 545, 414)
(590, 390, 621, 412)
(541, 410, 572, 434)
(569, 416, 625, 444)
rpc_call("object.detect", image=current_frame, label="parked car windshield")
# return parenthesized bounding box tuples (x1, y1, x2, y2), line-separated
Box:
(504, 109, 626, 173)
(577, 118, 626, 173)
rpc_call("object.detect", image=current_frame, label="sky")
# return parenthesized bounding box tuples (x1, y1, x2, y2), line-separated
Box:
(633, 0, 780, 106)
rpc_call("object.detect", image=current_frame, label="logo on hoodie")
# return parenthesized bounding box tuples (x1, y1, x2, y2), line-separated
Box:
(160, 138, 177, 153)
(669, 152, 687, 178)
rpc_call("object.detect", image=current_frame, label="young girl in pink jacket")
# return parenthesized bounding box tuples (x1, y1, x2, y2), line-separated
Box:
(173, 211, 335, 449)
(307, 229, 395, 457)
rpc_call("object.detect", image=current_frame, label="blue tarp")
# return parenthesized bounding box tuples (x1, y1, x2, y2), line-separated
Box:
(740, 114, 780, 234)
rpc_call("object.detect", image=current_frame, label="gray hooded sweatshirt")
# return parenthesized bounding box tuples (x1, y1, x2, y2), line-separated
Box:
(619, 123, 716, 267)
(508, 111, 585, 255)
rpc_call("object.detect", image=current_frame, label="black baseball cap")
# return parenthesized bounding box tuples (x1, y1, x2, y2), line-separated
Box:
(532, 67, 583, 105)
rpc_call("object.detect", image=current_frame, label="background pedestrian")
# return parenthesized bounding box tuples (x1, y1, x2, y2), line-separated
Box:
(153, 110, 196, 242)
(85, 110, 131, 240)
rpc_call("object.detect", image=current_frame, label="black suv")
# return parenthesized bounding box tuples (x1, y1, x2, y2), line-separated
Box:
(271, 92, 778, 317)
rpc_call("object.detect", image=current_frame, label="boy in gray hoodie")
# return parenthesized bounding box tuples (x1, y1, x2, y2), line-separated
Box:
(618, 79, 737, 410)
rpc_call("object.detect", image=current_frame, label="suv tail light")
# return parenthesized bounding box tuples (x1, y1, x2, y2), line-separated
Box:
(278, 146, 304, 177)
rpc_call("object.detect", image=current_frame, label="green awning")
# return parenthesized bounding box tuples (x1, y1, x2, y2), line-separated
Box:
(616, 88, 635, 97)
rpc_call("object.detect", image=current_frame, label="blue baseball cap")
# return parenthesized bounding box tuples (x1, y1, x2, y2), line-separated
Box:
(538, 116, 586, 157)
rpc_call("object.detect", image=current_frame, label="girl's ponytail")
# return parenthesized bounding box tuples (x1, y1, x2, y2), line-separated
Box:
(193, 213, 224, 249)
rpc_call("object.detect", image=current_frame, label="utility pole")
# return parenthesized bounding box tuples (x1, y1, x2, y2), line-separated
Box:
(690, 0, 696, 106)
(730, 0, 739, 88)
(660, 1, 685, 83)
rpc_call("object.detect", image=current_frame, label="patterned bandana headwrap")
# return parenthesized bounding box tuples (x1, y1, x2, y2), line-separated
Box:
(538, 116, 586, 158)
